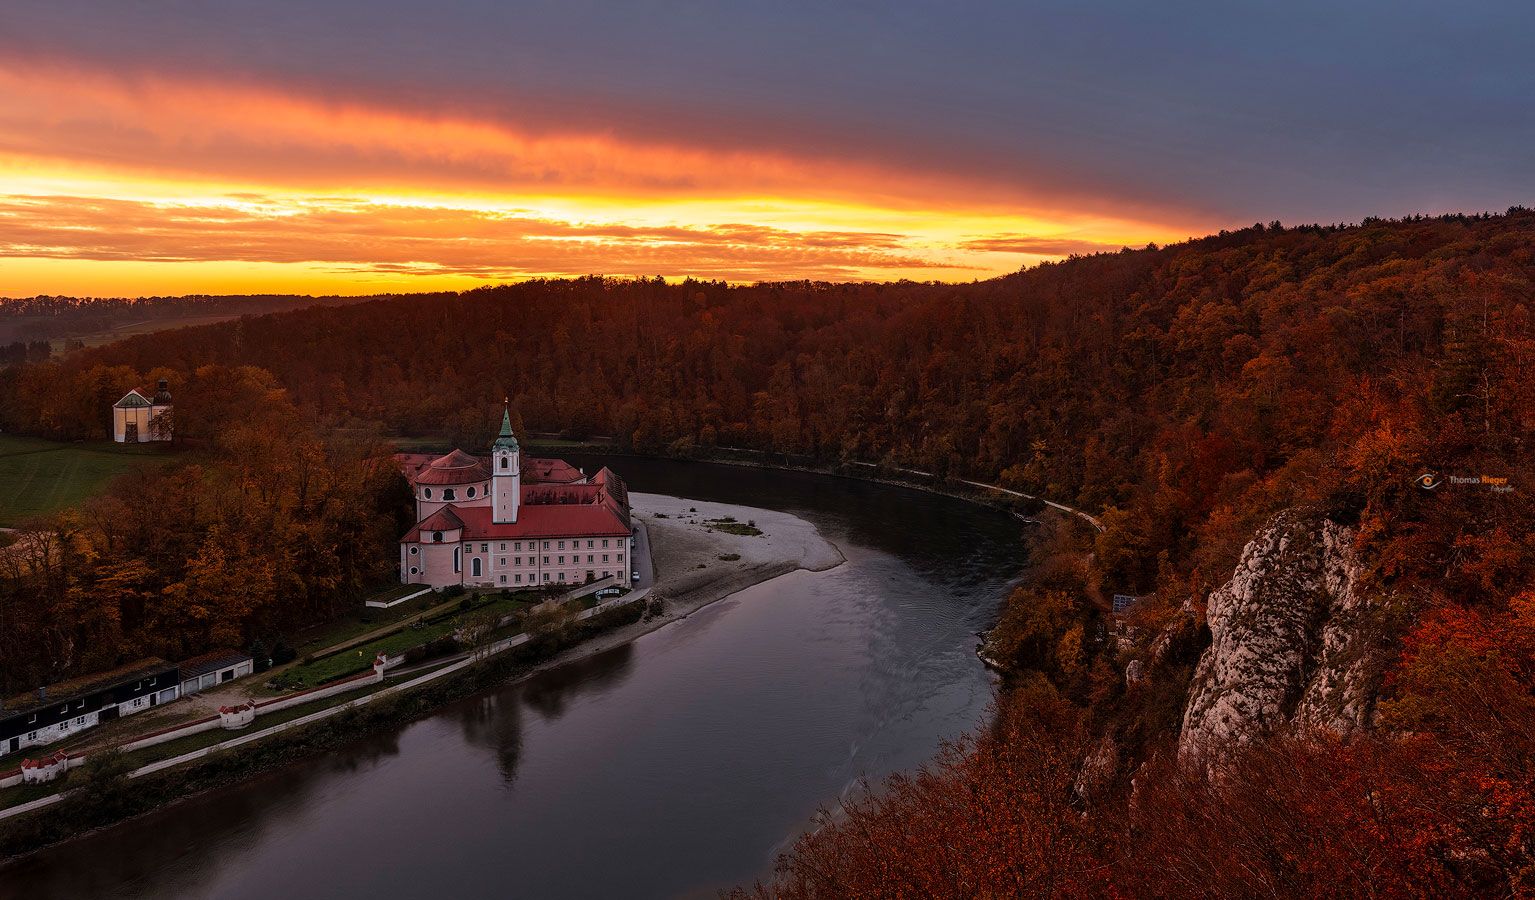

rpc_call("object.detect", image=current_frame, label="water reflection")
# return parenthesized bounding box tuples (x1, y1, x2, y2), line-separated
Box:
(2, 459, 1026, 899)
(518, 642, 636, 721)
(1, 728, 413, 900)
(452, 643, 637, 786)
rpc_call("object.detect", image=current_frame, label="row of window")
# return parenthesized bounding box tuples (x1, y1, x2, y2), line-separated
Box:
(469, 550, 625, 571)
(422, 483, 491, 502)
(407, 548, 623, 566)
(404, 567, 618, 585)
(480, 539, 618, 551)
(416, 537, 626, 551)
(24, 713, 93, 743)
(493, 553, 621, 567)
(408, 547, 624, 561)
(18, 685, 158, 725)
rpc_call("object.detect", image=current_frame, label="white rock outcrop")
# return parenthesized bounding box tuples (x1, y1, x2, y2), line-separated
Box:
(1178, 510, 1381, 770)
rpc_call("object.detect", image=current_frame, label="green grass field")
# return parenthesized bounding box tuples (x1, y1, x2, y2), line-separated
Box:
(0, 435, 174, 526)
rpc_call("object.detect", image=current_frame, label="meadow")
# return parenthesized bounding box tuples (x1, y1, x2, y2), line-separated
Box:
(0, 434, 172, 526)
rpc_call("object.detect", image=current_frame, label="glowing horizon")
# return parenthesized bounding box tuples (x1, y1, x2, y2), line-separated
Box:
(0, 57, 1205, 297)
(4, 2, 1529, 298)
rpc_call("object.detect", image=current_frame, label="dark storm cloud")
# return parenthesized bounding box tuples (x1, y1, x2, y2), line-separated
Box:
(2, 1, 1532, 224)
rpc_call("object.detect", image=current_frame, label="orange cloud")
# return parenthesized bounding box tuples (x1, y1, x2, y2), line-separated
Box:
(0, 58, 1205, 294)
(0, 62, 986, 214)
(0, 59, 1222, 222)
(0, 194, 949, 282)
(958, 234, 1128, 255)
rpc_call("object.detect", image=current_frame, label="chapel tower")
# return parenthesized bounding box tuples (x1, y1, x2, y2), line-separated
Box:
(491, 402, 521, 523)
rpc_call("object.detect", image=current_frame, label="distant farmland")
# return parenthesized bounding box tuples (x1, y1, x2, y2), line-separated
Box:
(0, 435, 173, 526)
(0, 294, 382, 351)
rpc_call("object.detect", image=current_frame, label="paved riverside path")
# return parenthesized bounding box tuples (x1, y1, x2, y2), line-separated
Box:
(305, 593, 470, 659)
(719, 450, 1105, 533)
(0, 585, 654, 824)
(841, 459, 1105, 532)
(0, 522, 657, 825)
(950, 478, 1104, 531)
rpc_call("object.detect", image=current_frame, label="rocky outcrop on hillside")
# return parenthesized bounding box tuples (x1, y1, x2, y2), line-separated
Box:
(1177, 510, 1390, 770)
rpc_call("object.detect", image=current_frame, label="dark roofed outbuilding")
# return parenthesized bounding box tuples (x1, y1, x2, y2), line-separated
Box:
(1, 659, 180, 755)
(178, 650, 254, 696)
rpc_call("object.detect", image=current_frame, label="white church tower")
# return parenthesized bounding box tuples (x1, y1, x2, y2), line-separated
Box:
(492, 402, 521, 523)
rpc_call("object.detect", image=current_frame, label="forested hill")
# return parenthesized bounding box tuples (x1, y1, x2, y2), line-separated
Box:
(9, 211, 1531, 604)
(4, 211, 1533, 891)
(0, 292, 378, 351)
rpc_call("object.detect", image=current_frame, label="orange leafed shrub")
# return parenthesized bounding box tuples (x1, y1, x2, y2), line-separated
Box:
(735, 683, 1115, 899)
(743, 593, 1535, 898)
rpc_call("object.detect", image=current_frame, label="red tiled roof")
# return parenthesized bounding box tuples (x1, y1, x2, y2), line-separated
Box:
(523, 483, 602, 505)
(520, 457, 585, 484)
(393, 452, 584, 485)
(518, 467, 628, 525)
(461, 503, 629, 539)
(403, 502, 628, 543)
(412, 449, 491, 485)
(592, 467, 629, 521)
(21, 750, 68, 769)
(402, 500, 460, 537)
(394, 453, 440, 479)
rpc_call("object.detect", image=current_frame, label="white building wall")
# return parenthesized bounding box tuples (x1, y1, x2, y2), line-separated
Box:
(493, 448, 520, 523)
(112, 406, 153, 442)
(409, 539, 464, 588)
(116, 694, 156, 717)
(415, 481, 491, 520)
(11, 710, 101, 751)
(180, 671, 232, 695)
(466, 533, 631, 589)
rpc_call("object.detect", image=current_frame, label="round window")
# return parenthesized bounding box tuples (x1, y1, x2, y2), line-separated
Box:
(424, 487, 433, 499)
(409, 566, 419, 575)
(409, 546, 418, 555)
(467, 486, 476, 498)
(433, 531, 443, 542)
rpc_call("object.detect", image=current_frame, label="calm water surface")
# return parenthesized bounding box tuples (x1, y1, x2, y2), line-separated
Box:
(2, 458, 1026, 899)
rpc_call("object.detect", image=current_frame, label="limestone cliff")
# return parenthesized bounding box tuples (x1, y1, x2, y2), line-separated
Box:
(1176, 510, 1391, 769)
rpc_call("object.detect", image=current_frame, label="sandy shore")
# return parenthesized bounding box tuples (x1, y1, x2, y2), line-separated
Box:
(528, 492, 845, 669)
(15, 494, 843, 765)
(636, 491, 844, 598)
(0, 493, 847, 849)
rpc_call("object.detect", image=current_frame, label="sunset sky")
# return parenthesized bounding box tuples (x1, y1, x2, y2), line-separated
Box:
(2, 1, 1533, 297)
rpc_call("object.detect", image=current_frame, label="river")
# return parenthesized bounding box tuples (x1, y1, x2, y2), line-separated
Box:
(1, 458, 1028, 899)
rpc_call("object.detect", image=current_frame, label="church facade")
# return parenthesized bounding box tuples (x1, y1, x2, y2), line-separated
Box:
(112, 379, 173, 443)
(396, 408, 633, 589)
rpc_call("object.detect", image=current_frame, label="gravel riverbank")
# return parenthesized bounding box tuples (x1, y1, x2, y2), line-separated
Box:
(526, 492, 845, 669)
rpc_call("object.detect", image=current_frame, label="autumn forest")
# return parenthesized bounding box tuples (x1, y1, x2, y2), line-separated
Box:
(2, 210, 1533, 893)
